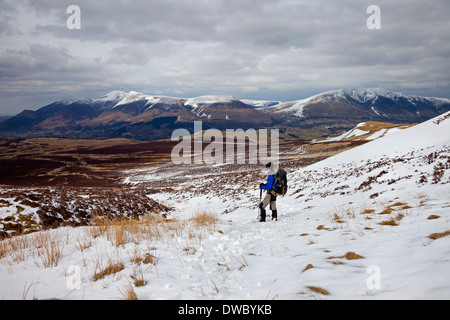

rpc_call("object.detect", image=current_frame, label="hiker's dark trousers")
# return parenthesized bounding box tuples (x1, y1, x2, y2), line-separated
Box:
(260, 192, 277, 211)
(259, 191, 278, 221)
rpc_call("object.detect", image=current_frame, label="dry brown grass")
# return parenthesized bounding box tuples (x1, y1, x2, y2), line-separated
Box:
(0, 230, 65, 267)
(417, 193, 431, 208)
(0, 240, 6, 260)
(343, 252, 364, 260)
(379, 218, 398, 226)
(1, 206, 223, 297)
(303, 264, 314, 272)
(379, 207, 394, 215)
(3, 235, 30, 263)
(119, 285, 139, 300)
(306, 286, 330, 296)
(189, 211, 219, 227)
(332, 213, 344, 224)
(328, 251, 364, 260)
(90, 212, 170, 247)
(33, 232, 64, 268)
(93, 261, 125, 281)
(379, 213, 404, 226)
(361, 208, 376, 214)
(131, 265, 147, 287)
(390, 202, 408, 207)
(429, 230, 450, 240)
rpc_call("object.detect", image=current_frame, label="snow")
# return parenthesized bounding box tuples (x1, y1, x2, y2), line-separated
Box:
(185, 95, 236, 110)
(241, 99, 281, 108)
(371, 106, 381, 116)
(268, 94, 323, 117)
(114, 91, 161, 108)
(96, 90, 127, 104)
(282, 99, 309, 117)
(318, 122, 408, 143)
(265, 88, 450, 119)
(320, 128, 369, 142)
(1, 112, 449, 300)
(346, 88, 407, 104)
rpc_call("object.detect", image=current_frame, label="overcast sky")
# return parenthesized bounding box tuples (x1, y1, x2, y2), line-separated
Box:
(0, 0, 449, 114)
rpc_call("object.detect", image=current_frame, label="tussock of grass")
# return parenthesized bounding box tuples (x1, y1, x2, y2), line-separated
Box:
(131, 266, 147, 287)
(379, 207, 393, 215)
(379, 213, 404, 226)
(143, 253, 157, 265)
(33, 232, 64, 268)
(119, 285, 139, 300)
(343, 252, 364, 260)
(0, 231, 65, 267)
(307, 286, 329, 296)
(93, 262, 125, 281)
(429, 230, 450, 240)
(328, 251, 364, 260)
(390, 202, 408, 207)
(0, 241, 6, 260)
(189, 211, 219, 227)
(380, 218, 398, 226)
(332, 213, 344, 224)
(303, 264, 314, 272)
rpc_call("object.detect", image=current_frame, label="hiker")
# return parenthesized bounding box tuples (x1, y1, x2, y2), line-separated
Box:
(259, 162, 278, 222)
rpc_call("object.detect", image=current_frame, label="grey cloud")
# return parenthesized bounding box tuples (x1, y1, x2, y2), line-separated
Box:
(24, 0, 323, 47)
(0, 0, 450, 114)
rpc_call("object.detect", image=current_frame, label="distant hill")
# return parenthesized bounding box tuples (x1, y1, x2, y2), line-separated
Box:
(257, 88, 450, 138)
(1, 88, 449, 140)
(0, 115, 13, 123)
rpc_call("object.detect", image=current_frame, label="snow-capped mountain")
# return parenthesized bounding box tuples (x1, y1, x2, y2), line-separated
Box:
(0, 91, 273, 140)
(262, 88, 450, 123)
(0, 88, 448, 141)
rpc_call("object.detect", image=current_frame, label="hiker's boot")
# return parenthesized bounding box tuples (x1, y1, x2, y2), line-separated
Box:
(260, 209, 266, 222)
(272, 210, 278, 221)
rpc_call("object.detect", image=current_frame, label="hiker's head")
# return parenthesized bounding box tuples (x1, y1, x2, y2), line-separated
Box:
(265, 162, 273, 171)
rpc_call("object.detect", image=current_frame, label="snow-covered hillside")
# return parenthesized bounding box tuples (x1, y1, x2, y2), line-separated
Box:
(0, 112, 449, 300)
(262, 88, 450, 121)
(316, 121, 413, 142)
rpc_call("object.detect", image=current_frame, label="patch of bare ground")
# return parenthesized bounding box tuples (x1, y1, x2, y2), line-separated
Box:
(0, 187, 172, 237)
(0, 138, 178, 187)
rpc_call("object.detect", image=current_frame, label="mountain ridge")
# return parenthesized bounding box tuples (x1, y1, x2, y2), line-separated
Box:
(1, 88, 449, 141)
(262, 88, 450, 120)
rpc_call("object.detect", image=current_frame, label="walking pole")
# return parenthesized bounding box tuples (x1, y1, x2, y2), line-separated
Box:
(257, 187, 262, 220)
